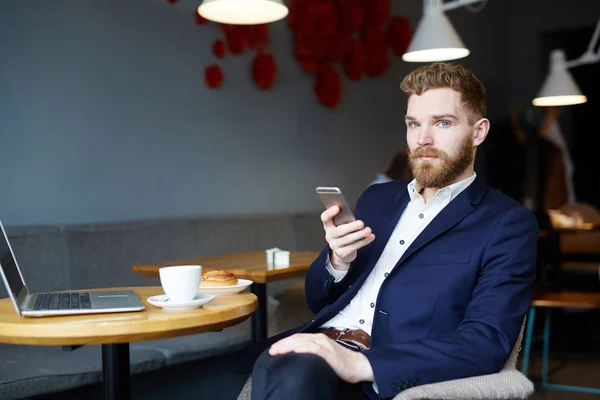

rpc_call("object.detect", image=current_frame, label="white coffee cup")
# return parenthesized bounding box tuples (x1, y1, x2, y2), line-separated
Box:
(159, 265, 202, 302)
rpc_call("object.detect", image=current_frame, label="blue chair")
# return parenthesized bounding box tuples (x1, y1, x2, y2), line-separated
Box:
(521, 291, 600, 395)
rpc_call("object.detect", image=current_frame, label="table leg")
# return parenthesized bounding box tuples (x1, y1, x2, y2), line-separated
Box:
(251, 283, 267, 343)
(102, 343, 131, 400)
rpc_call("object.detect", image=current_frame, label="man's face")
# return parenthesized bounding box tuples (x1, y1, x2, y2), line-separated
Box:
(405, 88, 476, 189)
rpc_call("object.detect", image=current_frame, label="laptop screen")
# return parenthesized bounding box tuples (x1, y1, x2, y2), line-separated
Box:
(0, 224, 26, 301)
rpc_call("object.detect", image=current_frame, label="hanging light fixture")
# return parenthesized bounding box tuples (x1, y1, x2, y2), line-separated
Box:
(533, 17, 600, 107)
(403, 0, 485, 63)
(197, 0, 288, 25)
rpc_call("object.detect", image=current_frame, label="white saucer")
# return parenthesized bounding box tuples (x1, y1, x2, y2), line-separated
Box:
(197, 279, 253, 296)
(147, 294, 216, 311)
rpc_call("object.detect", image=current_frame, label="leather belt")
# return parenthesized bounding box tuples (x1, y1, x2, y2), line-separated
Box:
(317, 327, 371, 351)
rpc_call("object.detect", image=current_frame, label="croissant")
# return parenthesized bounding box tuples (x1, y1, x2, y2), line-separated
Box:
(201, 270, 238, 286)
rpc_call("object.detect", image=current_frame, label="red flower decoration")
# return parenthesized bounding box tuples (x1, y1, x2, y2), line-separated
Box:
(314, 64, 342, 109)
(205, 65, 224, 89)
(305, 1, 335, 24)
(363, 0, 391, 29)
(326, 33, 351, 63)
(295, 35, 326, 73)
(195, 12, 208, 25)
(338, 0, 364, 33)
(167, 0, 177, 4)
(226, 26, 250, 55)
(248, 24, 270, 50)
(212, 39, 226, 59)
(343, 40, 366, 80)
(295, 22, 327, 62)
(388, 16, 412, 56)
(252, 51, 277, 90)
(288, 0, 301, 30)
(363, 28, 389, 77)
(365, 48, 389, 77)
(220, 24, 235, 34)
(299, 58, 321, 75)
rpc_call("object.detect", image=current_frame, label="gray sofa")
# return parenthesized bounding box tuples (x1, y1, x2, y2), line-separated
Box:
(0, 212, 323, 400)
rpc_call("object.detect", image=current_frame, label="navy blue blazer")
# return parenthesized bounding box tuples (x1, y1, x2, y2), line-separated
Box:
(242, 177, 538, 399)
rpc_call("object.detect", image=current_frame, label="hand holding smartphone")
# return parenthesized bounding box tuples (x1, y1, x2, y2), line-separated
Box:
(316, 187, 375, 270)
(316, 187, 356, 226)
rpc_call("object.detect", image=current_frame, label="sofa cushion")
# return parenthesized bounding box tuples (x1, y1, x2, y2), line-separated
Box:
(137, 319, 253, 366)
(0, 343, 166, 400)
(253, 214, 296, 251)
(292, 212, 325, 252)
(193, 214, 295, 256)
(64, 218, 198, 289)
(2, 226, 71, 299)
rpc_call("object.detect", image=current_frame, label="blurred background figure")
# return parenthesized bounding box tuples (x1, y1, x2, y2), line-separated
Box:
(369, 150, 411, 186)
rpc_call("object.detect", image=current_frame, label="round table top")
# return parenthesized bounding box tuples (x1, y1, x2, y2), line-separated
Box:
(0, 287, 257, 346)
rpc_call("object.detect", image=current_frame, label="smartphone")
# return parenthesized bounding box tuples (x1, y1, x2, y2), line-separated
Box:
(316, 187, 356, 226)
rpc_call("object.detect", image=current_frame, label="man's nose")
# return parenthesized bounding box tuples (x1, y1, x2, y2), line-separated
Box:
(417, 127, 433, 146)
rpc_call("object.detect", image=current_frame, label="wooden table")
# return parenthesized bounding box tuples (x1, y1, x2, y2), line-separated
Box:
(0, 287, 257, 400)
(522, 290, 600, 395)
(538, 225, 600, 290)
(133, 251, 320, 342)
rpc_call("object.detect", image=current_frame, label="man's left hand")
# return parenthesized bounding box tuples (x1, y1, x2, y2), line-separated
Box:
(269, 333, 375, 384)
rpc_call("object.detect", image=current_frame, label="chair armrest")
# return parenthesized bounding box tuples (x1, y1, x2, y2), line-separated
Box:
(393, 369, 533, 400)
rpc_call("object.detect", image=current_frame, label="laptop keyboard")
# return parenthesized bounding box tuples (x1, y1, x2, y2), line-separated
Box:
(33, 293, 91, 310)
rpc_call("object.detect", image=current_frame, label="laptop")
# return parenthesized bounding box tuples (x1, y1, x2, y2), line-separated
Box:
(0, 219, 145, 317)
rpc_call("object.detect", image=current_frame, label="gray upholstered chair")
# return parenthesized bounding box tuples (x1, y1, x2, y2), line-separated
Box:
(237, 320, 533, 400)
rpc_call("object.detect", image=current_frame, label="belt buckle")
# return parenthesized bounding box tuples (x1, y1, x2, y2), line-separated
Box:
(335, 328, 348, 341)
(334, 328, 365, 352)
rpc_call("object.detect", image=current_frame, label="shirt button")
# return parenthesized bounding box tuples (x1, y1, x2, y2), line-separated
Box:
(359, 319, 365, 324)
(419, 213, 424, 219)
(399, 240, 405, 245)
(384, 272, 389, 278)
(370, 303, 375, 308)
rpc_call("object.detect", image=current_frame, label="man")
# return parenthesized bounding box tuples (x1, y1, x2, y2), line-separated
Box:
(248, 63, 538, 400)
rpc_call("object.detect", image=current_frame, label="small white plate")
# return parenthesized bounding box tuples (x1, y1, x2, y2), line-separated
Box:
(197, 279, 253, 296)
(147, 294, 216, 311)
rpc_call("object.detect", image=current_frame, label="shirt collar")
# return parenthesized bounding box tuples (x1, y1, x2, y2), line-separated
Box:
(407, 173, 477, 203)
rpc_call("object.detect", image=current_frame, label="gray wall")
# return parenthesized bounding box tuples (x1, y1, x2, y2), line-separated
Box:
(1, 0, 511, 226)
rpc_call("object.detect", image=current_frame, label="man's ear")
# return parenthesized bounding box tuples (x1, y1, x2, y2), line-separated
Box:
(473, 118, 490, 146)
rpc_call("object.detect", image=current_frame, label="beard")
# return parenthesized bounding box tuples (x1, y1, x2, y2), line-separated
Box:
(408, 136, 474, 189)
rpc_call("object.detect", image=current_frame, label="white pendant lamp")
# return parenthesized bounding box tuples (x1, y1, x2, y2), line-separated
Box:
(533, 17, 600, 107)
(197, 0, 288, 25)
(533, 50, 587, 107)
(402, 0, 484, 63)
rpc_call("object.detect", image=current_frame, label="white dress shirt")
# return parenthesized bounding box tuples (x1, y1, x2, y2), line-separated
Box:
(321, 173, 477, 335)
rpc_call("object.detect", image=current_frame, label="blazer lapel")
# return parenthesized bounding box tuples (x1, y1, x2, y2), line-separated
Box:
(394, 177, 488, 269)
(355, 189, 410, 281)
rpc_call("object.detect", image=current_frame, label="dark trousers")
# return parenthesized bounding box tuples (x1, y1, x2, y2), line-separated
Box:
(251, 348, 369, 400)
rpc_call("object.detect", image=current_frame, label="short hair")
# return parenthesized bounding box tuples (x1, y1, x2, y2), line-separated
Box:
(400, 62, 486, 124)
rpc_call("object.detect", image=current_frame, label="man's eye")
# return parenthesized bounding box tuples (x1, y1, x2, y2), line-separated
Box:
(408, 122, 419, 128)
(438, 121, 451, 127)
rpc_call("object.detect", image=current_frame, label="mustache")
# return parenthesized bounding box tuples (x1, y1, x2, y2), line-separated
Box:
(410, 147, 446, 158)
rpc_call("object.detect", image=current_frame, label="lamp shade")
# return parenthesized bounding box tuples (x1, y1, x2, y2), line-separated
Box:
(197, 0, 288, 25)
(402, 1, 469, 62)
(533, 50, 587, 107)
